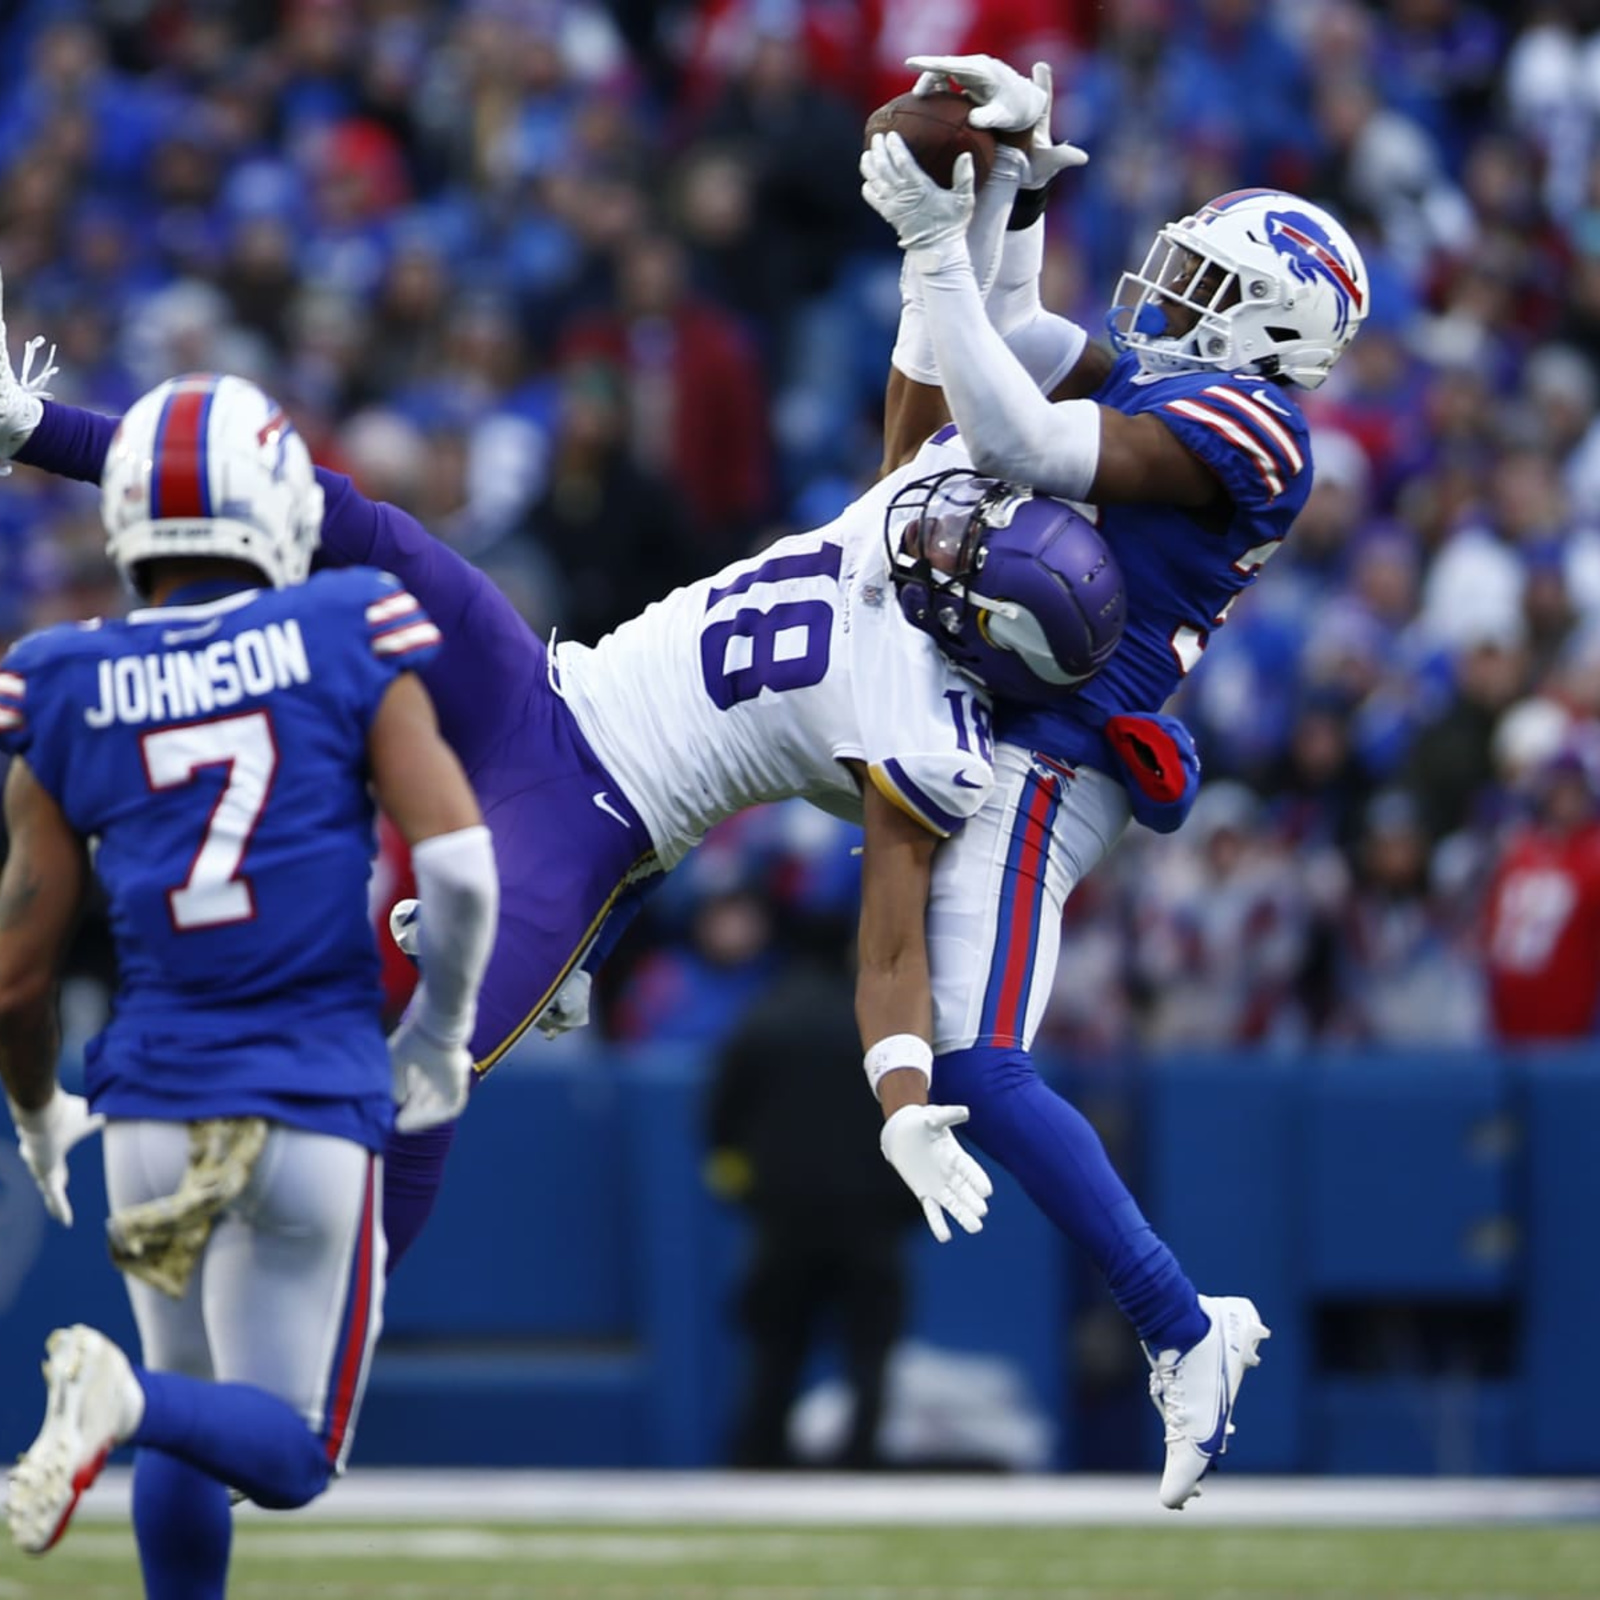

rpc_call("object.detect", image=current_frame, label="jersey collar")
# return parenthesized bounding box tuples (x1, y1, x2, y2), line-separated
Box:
(127, 585, 266, 624)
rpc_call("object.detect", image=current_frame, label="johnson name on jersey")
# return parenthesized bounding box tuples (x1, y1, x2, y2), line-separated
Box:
(554, 438, 998, 868)
(0, 568, 440, 1147)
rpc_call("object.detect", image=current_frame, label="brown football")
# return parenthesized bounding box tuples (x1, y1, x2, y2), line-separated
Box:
(863, 90, 995, 190)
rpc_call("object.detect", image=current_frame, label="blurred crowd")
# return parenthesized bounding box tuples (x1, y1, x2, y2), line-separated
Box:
(4, 0, 1600, 1054)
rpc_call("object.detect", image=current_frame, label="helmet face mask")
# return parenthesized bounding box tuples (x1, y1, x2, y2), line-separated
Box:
(885, 470, 1127, 706)
(1108, 189, 1369, 390)
(102, 374, 325, 594)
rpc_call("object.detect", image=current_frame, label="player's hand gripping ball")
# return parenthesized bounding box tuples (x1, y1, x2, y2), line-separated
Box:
(863, 90, 997, 190)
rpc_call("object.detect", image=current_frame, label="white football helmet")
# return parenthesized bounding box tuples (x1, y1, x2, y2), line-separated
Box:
(102, 373, 324, 592)
(1108, 189, 1369, 391)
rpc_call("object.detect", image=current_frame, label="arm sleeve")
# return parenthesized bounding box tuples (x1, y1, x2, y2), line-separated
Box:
(314, 468, 551, 772)
(14, 401, 118, 484)
(314, 469, 485, 641)
(909, 237, 1100, 497)
(409, 823, 499, 1049)
(891, 149, 1025, 385)
(990, 220, 1089, 394)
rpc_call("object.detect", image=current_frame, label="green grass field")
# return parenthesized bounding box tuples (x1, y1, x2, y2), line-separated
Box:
(8, 1522, 1600, 1600)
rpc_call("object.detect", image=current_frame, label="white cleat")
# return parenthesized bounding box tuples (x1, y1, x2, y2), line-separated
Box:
(7, 1325, 138, 1555)
(1146, 1293, 1270, 1510)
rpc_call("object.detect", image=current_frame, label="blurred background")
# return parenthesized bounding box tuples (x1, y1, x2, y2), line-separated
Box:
(2, 0, 1600, 1485)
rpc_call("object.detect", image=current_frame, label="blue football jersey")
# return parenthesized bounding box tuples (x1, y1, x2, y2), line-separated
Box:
(1000, 351, 1313, 763)
(0, 568, 441, 1150)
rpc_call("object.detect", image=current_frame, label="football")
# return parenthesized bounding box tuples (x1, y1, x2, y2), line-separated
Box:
(863, 90, 996, 190)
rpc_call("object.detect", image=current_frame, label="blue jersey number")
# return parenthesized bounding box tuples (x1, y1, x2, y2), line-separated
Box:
(700, 545, 841, 710)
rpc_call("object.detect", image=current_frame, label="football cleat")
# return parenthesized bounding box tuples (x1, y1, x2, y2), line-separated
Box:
(7, 1325, 139, 1555)
(0, 264, 57, 472)
(1145, 1293, 1269, 1510)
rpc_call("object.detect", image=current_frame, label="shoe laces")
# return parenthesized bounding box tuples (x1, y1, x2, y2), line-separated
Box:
(1147, 1350, 1194, 1444)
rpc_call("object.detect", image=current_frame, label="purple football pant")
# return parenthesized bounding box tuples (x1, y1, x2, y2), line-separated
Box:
(382, 637, 657, 1265)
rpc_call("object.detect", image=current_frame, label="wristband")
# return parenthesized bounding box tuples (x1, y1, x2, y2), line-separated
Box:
(864, 1034, 934, 1100)
(1008, 182, 1053, 232)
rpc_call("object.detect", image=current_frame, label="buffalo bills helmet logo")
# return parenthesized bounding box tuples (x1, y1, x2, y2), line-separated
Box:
(1264, 211, 1363, 335)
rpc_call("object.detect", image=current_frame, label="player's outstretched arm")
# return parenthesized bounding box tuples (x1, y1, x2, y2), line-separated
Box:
(853, 766, 993, 1242)
(0, 758, 102, 1226)
(864, 136, 1218, 507)
(368, 673, 499, 1131)
(878, 56, 1096, 474)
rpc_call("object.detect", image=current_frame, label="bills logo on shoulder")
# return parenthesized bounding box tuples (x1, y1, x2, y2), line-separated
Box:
(1265, 211, 1363, 334)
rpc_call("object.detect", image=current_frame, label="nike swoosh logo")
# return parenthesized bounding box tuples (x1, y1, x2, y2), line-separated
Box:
(592, 791, 629, 826)
(162, 621, 222, 645)
(952, 770, 985, 790)
(1195, 1338, 1232, 1457)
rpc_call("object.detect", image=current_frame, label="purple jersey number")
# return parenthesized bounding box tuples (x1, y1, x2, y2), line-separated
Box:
(699, 544, 841, 711)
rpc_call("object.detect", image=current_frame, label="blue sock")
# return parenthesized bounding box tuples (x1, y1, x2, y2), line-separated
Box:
(133, 1449, 231, 1600)
(936, 1045, 1209, 1354)
(131, 1369, 333, 1511)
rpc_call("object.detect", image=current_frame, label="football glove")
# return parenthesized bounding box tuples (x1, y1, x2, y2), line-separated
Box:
(908, 55, 1086, 190)
(7, 1090, 105, 1227)
(389, 896, 421, 961)
(0, 266, 57, 472)
(880, 1103, 993, 1243)
(860, 132, 976, 256)
(909, 52, 1047, 134)
(389, 1014, 471, 1133)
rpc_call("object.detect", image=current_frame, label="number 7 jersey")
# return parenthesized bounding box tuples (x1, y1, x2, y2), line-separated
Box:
(554, 438, 998, 868)
(0, 568, 440, 1149)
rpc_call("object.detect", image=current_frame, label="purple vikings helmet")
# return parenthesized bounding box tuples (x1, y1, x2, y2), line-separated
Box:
(885, 471, 1126, 705)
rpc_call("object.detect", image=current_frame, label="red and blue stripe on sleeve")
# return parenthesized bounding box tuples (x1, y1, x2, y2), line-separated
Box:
(365, 588, 442, 662)
(0, 669, 24, 735)
(1160, 384, 1305, 502)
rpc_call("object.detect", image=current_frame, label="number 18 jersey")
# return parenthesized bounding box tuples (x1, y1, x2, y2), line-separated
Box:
(0, 569, 440, 1150)
(554, 436, 998, 868)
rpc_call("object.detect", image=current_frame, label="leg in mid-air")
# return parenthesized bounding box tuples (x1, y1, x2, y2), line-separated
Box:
(8, 1121, 383, 1586)
(926, 747, 1268, 1508)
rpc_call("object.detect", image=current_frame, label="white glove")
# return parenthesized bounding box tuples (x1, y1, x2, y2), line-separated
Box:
(8, 1090, 105, 1227)
(389, 897, 420, 960)
(0, 266, 57, 471)
(909, 55, 1087, 190)
(535, 968, 593, 1040)
(389, 1013, 471, 1133)
(880, 1103, 994, 1243)
(909, 52, 1046, 134)
(860, 132, 976, 256)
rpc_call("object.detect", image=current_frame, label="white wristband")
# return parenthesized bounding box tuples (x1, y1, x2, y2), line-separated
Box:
(863, 1034, 934, 1101)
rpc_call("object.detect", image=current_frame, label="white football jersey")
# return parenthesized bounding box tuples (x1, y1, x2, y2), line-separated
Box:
(555, 438, 996, 869)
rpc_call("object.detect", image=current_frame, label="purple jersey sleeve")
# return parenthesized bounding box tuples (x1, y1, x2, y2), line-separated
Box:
(15, 399, 117, 484)
(311, 471, 546, 770)
(17, 401, 543, 776)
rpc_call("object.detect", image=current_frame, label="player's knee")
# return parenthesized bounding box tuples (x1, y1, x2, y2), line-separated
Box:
(248, 1431, 335, 1511)
(934, 1044, 1041, 1112)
